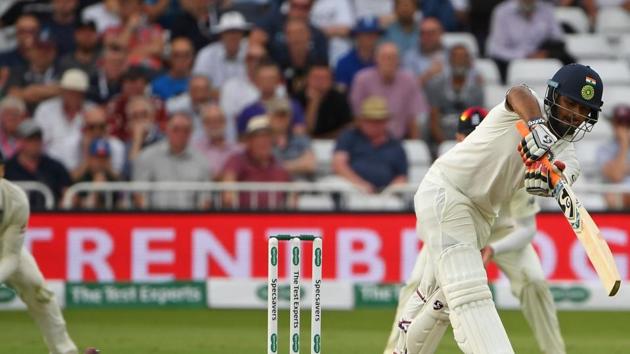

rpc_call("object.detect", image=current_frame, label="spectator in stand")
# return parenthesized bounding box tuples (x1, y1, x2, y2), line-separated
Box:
(106, 66, 167, 141)
(332, 96, 408, 194)
(426, 44, 484, 157)
(125, 95, 165, 169)
(151, 37, 195, 100)
(193, 11, 250, 94)
(268, 97, 316, 179)
(296, 64, 352, 138)
(309, 0, 355, 64)
(133, 112, 210, 209)
(56, 106, 125, 180)
(236, 60, 306, 137)
(86, 39, 127, 104)
(403, 17, 447, 87)
(220, 43, 267, 141)
(193, 104, 242, 180)
(104, 0, 164, 70)
(5, 31, 61, 112)
(222, 115, 292, 209)
(351, 42, 428, 139)
(352, 0, 394, 20)
(250, 0, 328, 61)
(487, 0, 569, 82)
(58, 19, 100, 77)
(0, 14, 40, 68)
(273, 18, 328, 95)
(71, 138, 121, 209)
(334, 16, 382, 92)
(81, 0, 121, 33)
(420, 0, 468, 32)
(383, 0, 420, 55)
(5, 120, 72, 209)
(171, 0, 222, 52)
(468, 0, 504, 55)
(0, 97, 27, 158)
(34, 69, 92, 160)
(600, 105, 630, 209)
(39, 0, 79, 57)
(167, 75, 214, 142)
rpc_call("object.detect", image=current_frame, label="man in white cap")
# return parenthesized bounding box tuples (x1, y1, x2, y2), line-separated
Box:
(192, 11, 251, 93)
(33, 68, 93, 159)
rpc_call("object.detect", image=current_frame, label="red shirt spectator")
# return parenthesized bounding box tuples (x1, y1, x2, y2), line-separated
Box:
(222, 115, 291, 209)
(106, 67, 167, 141)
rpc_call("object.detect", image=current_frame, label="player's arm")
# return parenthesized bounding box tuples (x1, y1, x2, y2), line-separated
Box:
(487, 215, 537, 260)
(0, 202, 29, 282)
(507, 85, 558, 164)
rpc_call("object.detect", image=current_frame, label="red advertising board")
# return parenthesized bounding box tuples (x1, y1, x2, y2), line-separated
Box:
(27, 213, 630, 283)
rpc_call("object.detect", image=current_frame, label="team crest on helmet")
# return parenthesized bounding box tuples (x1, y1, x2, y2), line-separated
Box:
(581, 85, 595, 100)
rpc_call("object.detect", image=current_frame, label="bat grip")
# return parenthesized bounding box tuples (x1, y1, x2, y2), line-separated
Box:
(516, 121, 562, 187)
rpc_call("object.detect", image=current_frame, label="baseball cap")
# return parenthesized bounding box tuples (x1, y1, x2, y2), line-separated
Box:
(246, 115, 272, 135)
(121, 66, 150, 82)
(60, 69, 89, 92)
(266, 97, 292, 115)
(352, 16, 382, 36)
(360, 96, 389, 120)
(75, 19, 97, 31)
(17, 120, 43, 139)
(457, 106, 488, 135)
(89, 138, 111, 157)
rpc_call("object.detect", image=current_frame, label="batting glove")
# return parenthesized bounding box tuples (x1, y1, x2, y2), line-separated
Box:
(518, 119, 557, 166)
(525, 160, 566, 197)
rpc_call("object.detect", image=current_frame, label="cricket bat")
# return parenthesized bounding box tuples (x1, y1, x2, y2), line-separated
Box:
(517, 121, 622, 296)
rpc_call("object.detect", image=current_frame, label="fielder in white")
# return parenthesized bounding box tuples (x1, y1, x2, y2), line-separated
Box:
(384, 107, 569, 354)
(387, 63, 604, 353)
(0, 152, 79, 354)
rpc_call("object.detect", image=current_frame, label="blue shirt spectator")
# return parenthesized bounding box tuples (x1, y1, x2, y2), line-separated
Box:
(383, 0, 419, 55)
(335, 16, 382, 90)
(150, 75, 190, 101)
(333, 96, 408, 192)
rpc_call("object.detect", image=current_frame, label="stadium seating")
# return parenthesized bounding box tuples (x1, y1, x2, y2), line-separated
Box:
(476, 59, 501, 85)
(566, 34, 616, 60)
(485, 84, 509, 109)
(555, 7, 590, 33)
(507, 59, 563, 86)
(616, 34, 630, 62)
(600, 85, 630, 117)
(312, 139, 335, 176)
(595, 6, 630, 37)
(346, 194, 405, 210)
(442, 32, 479, 57)
(297, 194, 335, 211)
(578, 60, 630, 86)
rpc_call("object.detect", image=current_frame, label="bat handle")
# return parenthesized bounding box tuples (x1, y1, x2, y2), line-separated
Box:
(516, 121, 562, 187)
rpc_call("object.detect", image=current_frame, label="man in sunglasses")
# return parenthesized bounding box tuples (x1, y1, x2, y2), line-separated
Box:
(398, 63, 602, 353)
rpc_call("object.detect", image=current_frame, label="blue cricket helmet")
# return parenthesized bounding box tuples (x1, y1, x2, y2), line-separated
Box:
(544, 63, 604, 141)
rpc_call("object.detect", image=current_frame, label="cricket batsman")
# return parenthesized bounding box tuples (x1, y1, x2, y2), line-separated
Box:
(392, 63, 603, 353)
(385, 107, 568, 354)
(0, 150, 80, 354)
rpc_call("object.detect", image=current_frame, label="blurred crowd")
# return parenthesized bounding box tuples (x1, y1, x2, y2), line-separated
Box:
(0, 0, 628, 210)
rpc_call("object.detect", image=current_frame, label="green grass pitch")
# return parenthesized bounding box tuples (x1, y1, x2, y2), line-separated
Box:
(1, 309, 629, 353)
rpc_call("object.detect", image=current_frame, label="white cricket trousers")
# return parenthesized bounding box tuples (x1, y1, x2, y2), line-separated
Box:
(6, 249, 78, 354)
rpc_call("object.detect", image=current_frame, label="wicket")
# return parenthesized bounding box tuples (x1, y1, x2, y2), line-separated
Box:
(268, 235, 322, 354)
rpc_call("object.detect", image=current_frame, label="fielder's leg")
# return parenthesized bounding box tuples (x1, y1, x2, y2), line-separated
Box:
(416, 183, 514, 354)
(6, 249, 78, 354)
(494, 244, 566, 354)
